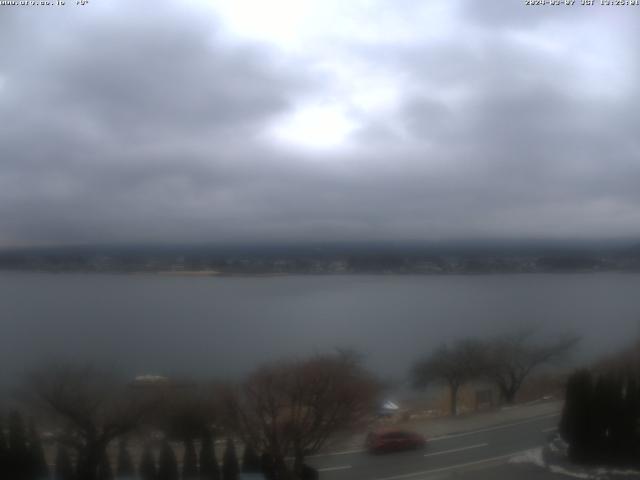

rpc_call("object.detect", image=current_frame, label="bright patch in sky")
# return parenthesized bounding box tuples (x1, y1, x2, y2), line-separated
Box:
(208, 0, 457, 52)
(206, 0, 454, 153)
(208, 0, 313, 48)
(268, 104, 358, 150)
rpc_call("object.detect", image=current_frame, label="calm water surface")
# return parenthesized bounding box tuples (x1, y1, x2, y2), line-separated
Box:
(2, 272, 639, 384)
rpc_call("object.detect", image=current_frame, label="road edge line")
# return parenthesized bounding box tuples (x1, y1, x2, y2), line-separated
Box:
(375, 448, 536, 480)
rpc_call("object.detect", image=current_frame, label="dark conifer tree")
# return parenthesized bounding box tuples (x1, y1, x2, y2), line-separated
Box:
(54, 445, 74, 480)
(198, 431, 219, 480)
(157, 441, 178, 480)
(632, 377, 640, 466)
(8, 410, 30, 480)
(221, 439, 238, 480)
(299, 464, 319, 480)
(562, 369, 640, 467)
(116, 440, 135, 479)
(97, 449, 114, 480)
(241, 444, 261, 473)
(597, 374, 626, 462)
(182, 438, 198, 480)
(0, 414, 7, 477)
(139, 444, 157, 480)
(560, 369, 593, 463)
(607, 376, 627, 462)
(28, 419, 49, 480)
(75, 449, 88, 480)
(259, 453, 276, 480)
(622, 377, 640, 465)
(591, 375, 613, 460)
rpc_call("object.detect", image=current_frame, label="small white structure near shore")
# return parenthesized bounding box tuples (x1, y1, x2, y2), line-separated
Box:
(378, 400, 400, 417)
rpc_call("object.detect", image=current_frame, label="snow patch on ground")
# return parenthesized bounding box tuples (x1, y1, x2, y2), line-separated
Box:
(594, 468, 640, 478)
(546, 466, 640, 479)
(508, 438, 640, 479)
(509, 447, 545, 468)
(548, 465, 594, 479)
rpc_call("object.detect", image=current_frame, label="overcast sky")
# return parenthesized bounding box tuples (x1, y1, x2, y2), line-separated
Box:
(1, 0, 639, 247)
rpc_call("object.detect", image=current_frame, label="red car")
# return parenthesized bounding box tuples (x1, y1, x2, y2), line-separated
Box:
(365, 429, 427, 454)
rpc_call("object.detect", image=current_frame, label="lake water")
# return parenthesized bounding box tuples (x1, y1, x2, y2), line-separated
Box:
(2, 272, 639, 385)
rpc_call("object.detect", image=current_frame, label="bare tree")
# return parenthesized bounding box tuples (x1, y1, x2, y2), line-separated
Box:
(483, 329, 579, 404)
(226, 352, 380, 480)
(28, 364, 157, 480)
(412, 340, 485, 416)
(595, 339, 640, 377)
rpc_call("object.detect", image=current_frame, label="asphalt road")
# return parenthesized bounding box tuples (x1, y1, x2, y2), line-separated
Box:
(307, 413, 560, 480)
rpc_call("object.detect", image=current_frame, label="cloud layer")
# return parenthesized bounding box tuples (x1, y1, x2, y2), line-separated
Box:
(1, 0, 639, 246)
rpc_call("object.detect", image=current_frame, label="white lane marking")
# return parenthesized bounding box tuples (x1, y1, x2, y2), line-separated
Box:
(307, 448, 364, 458)
(375, 448, 535, 480)
(318, 465, 352, 472)
(429, 413, 560, 442)
(309, 412, 559, 459)
(424, 442, 488, 457)
(542, 426, 558, 433)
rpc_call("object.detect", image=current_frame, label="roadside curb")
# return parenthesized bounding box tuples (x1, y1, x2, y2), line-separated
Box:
(427, 412, 561, 442)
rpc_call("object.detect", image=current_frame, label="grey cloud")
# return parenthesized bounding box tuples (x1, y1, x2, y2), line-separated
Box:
(345, 9, 640, 238)
(1, 0, 640, 246)
(0, 0, 311, 245)
(459, 0, 592, 28)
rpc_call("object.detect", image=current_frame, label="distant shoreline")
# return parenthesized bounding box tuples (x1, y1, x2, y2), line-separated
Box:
(152, 270, 290, 278)
(1, 269, 639, 277)
(0, 269, 295, 278)
(153, 270, 221, 276)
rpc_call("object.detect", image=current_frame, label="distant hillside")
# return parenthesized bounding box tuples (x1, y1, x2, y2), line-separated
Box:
(1, 241, 640, 274)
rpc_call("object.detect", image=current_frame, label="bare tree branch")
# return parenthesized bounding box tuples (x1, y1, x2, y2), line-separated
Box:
(226, 353, 380, 479)
(28, 363, 158, 480)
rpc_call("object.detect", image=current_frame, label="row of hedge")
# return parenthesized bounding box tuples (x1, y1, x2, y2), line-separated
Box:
(0, 410, 269, 480)
(560, 369, 640, 467)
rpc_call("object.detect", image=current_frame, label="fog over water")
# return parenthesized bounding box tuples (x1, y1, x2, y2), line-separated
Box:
(2, 272, 639, 385)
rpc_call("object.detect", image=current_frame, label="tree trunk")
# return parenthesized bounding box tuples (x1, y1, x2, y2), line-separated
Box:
(273, 455, 292, 480)
(499, 381, 519, 405)
(450, 383, 459, 416)
(503, 388, 517, 404)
